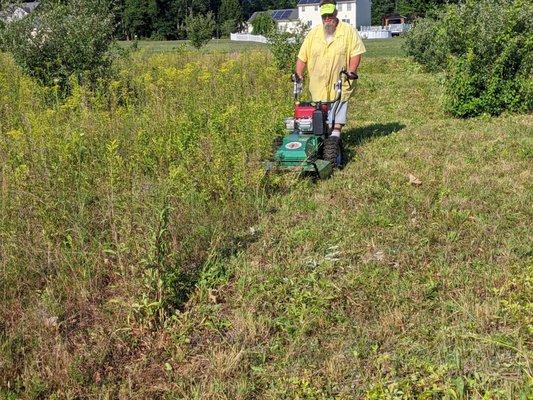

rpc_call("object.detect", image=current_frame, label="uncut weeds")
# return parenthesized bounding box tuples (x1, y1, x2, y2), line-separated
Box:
(0, 50, 289, 397)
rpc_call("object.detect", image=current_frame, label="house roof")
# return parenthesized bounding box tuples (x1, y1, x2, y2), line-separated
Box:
(271, 9, 298, 21)
(247, 11, 262, 22)
(248, 9, 298, 23)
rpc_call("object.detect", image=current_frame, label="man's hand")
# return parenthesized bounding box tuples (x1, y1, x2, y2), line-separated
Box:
(346, 71, 358, 80)
(295, 58, 306, 82)
(291, 73, 303, 83)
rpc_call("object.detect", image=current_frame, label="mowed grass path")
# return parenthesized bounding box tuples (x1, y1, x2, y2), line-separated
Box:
(120, 37, 406, 57)
(163, 57, 532, 397)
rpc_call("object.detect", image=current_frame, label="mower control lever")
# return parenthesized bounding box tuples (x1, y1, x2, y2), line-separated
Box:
(292, 73, 303, 100)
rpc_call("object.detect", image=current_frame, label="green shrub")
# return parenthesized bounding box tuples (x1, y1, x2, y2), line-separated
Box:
(185, 11, 215, 49)
(403, 17, 447, 73)
(267, 23, 309, 72)
(220, 18, 236, 38)
(0, 0, 115, 92)
(251, 12, 275, 35)
(0, 52, 44, 133)
(404, 0, 533, 117)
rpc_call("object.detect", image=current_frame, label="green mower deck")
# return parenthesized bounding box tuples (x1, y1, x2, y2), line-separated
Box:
(268, 133, 333, 179)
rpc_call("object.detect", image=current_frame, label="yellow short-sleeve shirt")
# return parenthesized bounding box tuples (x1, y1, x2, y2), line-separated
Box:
(297, 21, 366, 102)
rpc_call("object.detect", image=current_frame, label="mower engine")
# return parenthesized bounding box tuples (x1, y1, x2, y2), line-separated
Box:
(284, 103, 329, 135)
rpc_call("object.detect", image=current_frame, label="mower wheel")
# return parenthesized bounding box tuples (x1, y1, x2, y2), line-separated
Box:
(323, 136, 343, 168)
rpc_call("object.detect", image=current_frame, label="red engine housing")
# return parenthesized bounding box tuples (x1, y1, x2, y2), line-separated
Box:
(294, 103, 328, 119)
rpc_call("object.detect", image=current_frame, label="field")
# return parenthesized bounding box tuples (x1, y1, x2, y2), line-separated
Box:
(120, 38, 266, 54)
(120, 37, 406, 57)
(1, 38, 532, 399)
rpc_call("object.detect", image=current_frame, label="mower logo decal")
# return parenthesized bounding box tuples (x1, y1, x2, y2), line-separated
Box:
(285, 142, 302, 150)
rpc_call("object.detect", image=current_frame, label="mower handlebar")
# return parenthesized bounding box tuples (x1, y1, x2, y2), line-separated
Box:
(342, 70, 358, 80)
(291, 68, 358, 103)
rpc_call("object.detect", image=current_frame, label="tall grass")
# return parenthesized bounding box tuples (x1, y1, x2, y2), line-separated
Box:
(0, 49, 288, 395)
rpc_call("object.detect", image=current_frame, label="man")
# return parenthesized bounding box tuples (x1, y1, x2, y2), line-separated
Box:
(295, 0, 365, 140)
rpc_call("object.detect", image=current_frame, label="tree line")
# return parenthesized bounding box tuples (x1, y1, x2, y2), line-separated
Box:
(112, 0, 460, 39)
(109, 0, 306, 39)
(3, 0, 460, 39)
(371, 0, 460, 24)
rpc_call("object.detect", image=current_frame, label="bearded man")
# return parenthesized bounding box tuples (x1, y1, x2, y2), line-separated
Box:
(295, 0, 366, 142)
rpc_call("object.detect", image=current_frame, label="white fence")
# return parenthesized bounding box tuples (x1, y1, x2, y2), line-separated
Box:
(230, 33, 268, 43)
(386, 23, 412, 34)
(359, 23, 412, 39)
(359, 27, 392, 39)
(230, 25, 412, 42)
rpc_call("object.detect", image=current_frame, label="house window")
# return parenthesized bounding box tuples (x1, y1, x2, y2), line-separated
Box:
(314, 5, 318, 11)
(338, 3, 342, 10)
(302, 6, 305, 11)
(347, 3, 352, 11)
(307, 20, 312, 27)
(342, 18, 350, 23)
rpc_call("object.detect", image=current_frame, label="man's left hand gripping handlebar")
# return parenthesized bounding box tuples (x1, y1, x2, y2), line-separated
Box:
(346, 71, 358, 80)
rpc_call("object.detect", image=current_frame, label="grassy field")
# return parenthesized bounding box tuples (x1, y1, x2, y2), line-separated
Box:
(120, 37, 406, 57)
(120, 38, 266, 54)
(1, 39, 531, 399)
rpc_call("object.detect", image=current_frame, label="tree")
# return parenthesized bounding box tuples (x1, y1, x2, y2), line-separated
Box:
(251, 12, 274, 35)
(123, 0, 158, 39)
(267, 21, 309, 72)
(185, 11, 215, 49)
(371, 0, 461, 25)
(371, 0, 395, 25)
(190, 0, 211, 14)
(0, 0, 115, 92)
(220, 18, 236, 36)
(218, 0, 242, 35)
(167, 0, 190, 39)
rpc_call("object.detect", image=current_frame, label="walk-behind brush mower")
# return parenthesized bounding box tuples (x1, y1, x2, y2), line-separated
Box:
(267, 68, 357, 180)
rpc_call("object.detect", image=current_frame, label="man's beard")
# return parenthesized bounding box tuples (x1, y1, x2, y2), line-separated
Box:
(324, 21, 337, 35)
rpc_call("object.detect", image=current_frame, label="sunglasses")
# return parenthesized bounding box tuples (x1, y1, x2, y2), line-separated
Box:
(321, 14, 336, 20)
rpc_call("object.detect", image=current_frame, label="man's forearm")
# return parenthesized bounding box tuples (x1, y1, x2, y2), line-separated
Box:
(296, 58, 306, 78)
(349, 54, 362, 73)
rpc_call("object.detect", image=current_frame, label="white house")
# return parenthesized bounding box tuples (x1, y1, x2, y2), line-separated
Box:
(297, 0, 371, 30)
(245, 0, 371, 34)
(247, 9, 300, 34)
